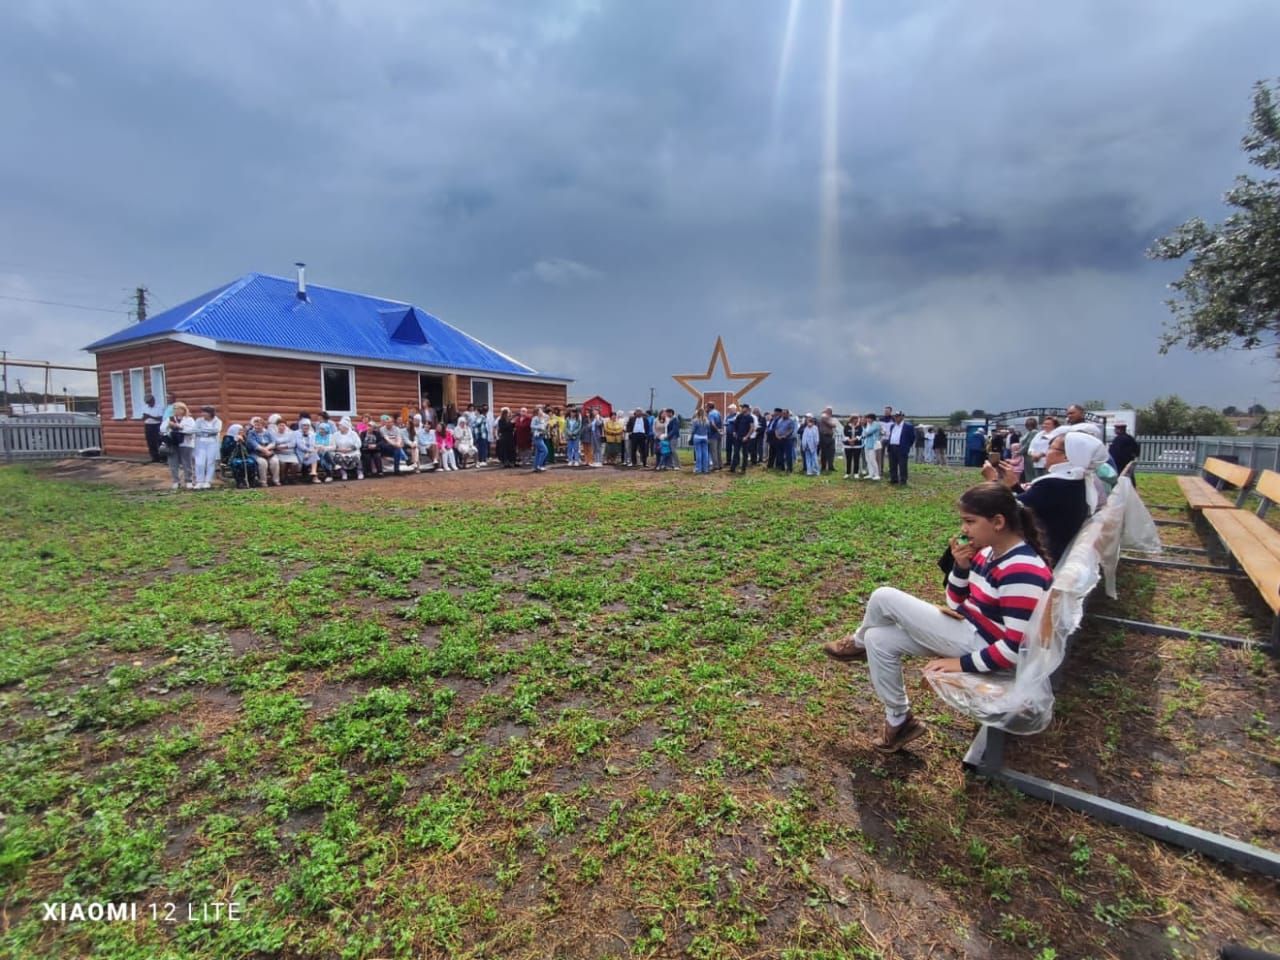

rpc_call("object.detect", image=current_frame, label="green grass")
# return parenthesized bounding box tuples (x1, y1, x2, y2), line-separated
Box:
(0, 464, 1276, 959)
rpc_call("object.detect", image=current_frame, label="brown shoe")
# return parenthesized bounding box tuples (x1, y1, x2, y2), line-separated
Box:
(873, 714, 927, 753)
(822, 634, 866, 662)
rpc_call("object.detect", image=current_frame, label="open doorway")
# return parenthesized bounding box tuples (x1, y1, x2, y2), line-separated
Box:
(419, 374, 444, 414)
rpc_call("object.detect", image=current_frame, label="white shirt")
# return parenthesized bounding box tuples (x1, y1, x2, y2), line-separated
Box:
(632, 417, 646, 433)
(141, 403, 163, 423)
(889, 422, 904, 444)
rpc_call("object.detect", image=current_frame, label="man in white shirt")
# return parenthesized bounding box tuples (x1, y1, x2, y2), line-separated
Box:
(141, 394, 165, 462)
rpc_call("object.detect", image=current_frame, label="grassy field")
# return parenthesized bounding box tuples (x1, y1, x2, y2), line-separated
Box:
(1, 464, 1278, 959)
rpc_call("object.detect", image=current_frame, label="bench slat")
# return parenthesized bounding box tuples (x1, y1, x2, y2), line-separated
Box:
(1255, 469, 1280, 507)
(1203, 456, 1255, 492)
(1177, 476, 1235, 510)
(1203, 510, 1280, 614)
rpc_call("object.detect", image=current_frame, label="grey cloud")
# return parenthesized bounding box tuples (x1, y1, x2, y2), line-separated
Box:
(2, 0, 1279, 413)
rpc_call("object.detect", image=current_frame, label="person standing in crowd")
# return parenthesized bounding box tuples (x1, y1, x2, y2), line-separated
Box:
(664, 408, 681, 470)
(765, 408, 782, 469)
(565, 407, 582, 467)
(842, 414, 863, 479)
(1108, 422, 1140, 485)
(1017, 417, 1040, 481)
(141, 394, 164, 462)
(626, 408, 649, 468)
(922, 425, 935, 464)
(966, 426, 987, 468)
(1026, 415, 1058, 479)
(887, 410, 916, 486)
(860, 414, 882, 480)
(774, 409, 797, 473)
(589, 407, 605, 467)
(165, 402, 196, 490)
(801, 414, 820, 476)
(690, 407, 710, 474)
(913, 423, 927, 464)
(496, 408, 516, 468)
(473, 405, 491, 466)
(603, 411, 624, 465)
(514, 407, 532, 466)
(531, 405, 549, 472)
(933, 425, 948, 466)
(191, 405, 222, 490)
(724, 404, 738, 471)
(728, 403, 751, 473)
(751, 406, 765, 465)
(1065, 403, 1102, 440)
(706, 402, 723, 470)
(876, 405, 893, 477)
(818, 407, 839, 474)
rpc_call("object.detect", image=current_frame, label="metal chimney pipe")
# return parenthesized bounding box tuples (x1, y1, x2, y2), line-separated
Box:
(295, 262, 307, 301)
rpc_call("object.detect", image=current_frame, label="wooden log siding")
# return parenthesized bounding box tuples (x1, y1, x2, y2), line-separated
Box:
(96, 340, 224, 457)
(96, 340, 567, 456)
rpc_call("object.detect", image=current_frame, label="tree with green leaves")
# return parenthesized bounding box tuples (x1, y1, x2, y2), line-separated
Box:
(1148, 79, 1280, 356)
(1136, 394, 1234, 436)
(948, 409, 968, 426)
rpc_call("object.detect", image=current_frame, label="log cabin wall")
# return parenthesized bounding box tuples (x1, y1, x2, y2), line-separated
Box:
(95, 341, 225, 457)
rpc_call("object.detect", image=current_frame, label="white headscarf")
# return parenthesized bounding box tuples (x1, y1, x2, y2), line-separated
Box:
(226, 423, 244, 440)
(1064, 432, 1108, 512)
(338, 417, 352, 432)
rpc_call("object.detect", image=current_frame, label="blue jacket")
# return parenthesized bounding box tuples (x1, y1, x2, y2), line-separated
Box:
(891, 421, 916, 449)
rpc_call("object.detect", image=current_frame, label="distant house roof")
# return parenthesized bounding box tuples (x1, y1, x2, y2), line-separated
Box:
(85, 273, 569, 382)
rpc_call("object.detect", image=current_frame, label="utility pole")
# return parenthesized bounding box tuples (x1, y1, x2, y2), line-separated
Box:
(649, 386, 655, 414)
(1, 350, 7, 412)
(135, 286, 148, 323)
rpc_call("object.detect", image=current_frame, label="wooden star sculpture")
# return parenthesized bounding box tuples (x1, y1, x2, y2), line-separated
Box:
(671, 336, 770, 408)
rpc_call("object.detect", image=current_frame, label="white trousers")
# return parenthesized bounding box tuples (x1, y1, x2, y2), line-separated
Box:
(856, 587, 985, 722)
(194, 440, 219, 485)
(864, 446, 881, 479)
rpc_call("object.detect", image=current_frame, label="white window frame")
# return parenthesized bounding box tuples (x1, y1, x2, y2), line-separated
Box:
(149, 364, 166, 401)
(129, 367, 146, 418)
(470, 377, 492, 410)
(320, 364, 357, 416)
(110, 371, 126, 419)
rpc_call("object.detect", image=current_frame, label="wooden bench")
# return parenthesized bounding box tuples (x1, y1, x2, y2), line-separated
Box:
(1177, 456, 1255, 511)
(1202, 469, 1280, 630)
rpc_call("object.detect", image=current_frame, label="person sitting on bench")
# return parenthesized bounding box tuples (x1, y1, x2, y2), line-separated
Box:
(980, 431, 1097, 567)
(822, 482, 1053, 753)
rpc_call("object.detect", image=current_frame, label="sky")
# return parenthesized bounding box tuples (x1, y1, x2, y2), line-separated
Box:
(1, 0, 1278, 415)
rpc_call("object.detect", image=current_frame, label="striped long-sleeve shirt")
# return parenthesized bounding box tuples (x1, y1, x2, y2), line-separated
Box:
(945, 542, 1053, 673)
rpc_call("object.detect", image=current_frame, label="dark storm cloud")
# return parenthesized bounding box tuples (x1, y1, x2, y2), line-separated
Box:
(2, 0, 1279, 413)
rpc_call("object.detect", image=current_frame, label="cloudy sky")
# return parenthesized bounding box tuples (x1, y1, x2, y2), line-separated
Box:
(2, 0, 1278, 415)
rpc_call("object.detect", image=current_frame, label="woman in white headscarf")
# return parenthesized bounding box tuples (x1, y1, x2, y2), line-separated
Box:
(331, 417, 363, 480)
(982, 430, 1094, 567)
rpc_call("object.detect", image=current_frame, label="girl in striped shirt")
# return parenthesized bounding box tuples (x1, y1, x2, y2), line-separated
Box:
(823, 482, 1053, 753)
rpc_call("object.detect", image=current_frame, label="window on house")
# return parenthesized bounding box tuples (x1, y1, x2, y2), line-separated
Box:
(149, 365, 166, 402)
(129, 368, 146, 418)
(470, 378, 492, 410)
(110, 372, 126, 419)
(321, 365, 356, 415)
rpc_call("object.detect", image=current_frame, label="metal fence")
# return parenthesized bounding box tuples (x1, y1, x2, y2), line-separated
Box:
(0, 415, 102, 461)
(1134, 435, 1280, 474)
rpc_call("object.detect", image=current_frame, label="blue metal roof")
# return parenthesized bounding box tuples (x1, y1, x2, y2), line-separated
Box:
(85, 273, 565, 380)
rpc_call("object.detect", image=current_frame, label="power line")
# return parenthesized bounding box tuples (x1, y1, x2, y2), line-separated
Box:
(0, 294, 127, 314)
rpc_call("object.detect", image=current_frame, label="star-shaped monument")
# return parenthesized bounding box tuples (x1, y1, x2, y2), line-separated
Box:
(671, 336, 770, 408)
